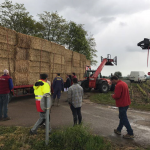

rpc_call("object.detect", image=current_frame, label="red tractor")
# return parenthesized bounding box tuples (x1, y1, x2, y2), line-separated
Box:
(80, 54, 117, 93)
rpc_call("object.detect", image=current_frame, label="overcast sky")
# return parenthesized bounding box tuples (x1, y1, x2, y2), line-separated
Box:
(7, 0, 150, 76)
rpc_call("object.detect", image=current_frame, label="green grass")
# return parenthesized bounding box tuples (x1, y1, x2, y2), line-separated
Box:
(0, 125, 113, 150)
(90, 92, 150, 111)
(90, 92, 115, 106)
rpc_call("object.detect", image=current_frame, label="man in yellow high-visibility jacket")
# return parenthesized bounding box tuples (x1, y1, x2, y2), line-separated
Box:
(30, 74, 51, 135)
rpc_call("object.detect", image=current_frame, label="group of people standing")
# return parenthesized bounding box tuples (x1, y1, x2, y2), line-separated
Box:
(0, 69, 134, 139)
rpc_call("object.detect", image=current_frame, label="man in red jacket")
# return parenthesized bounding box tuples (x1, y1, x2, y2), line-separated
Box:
(111, 76, 134, 139)
(0, 69, 13, 121)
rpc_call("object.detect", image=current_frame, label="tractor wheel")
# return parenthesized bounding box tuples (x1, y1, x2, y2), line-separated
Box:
(99, 82, 109, 93)
(82, 81, 91, 92)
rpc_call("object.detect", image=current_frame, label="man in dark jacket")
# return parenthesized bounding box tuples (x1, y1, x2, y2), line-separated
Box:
(52, 73, 64, 106)
(65, 75, 71, 91)
(0, 69, 13, 121)
(111, 76, 134, 139)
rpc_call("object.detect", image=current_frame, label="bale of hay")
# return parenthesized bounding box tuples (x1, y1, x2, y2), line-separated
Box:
(0, 43, 15, 59)
(30, 36, 52, 52)
(15, 60, 29, 73)
(80, 54, 86, 62)
(73, 59, 80, 67)
(17, 33, 31, 49)
(64, 49, 73, 62)
(0, 26, 17, 45)
(73, 51, 80, 61)
(0, 58, 14, 73)
(28, 73, 40, 85)
(53, 54, 65, 64)
(15, 47, 29, 60)
(51, 42, 64, 55)
(86, 60, 91, 66)
(52, 64, 63, 73)
(14, 72, 29, 86)
(29, 49, 50, 63)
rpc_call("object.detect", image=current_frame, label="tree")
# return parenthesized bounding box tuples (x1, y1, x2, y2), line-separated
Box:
(114, 71, 122, 78)
(0, 0, 44, 35)
(38, 11, 68, 44)
(65, 21, 97, 65)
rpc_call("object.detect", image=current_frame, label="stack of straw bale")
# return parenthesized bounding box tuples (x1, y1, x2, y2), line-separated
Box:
(0, 25, 91, 86)
(0, 26, 16, 79)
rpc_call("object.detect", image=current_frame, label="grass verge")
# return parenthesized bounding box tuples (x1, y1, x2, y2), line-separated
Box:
(0, 125, 114, 150)
(90, 92, 150, 111)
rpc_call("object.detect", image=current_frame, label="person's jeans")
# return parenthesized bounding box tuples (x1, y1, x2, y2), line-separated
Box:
(117, 106, 133, 135)
(31, 112, 51, 132)
(0, 94, 9, 119)
(70, 104, 82, 125)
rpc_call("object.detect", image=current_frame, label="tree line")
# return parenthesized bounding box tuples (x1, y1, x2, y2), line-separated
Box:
(0, 0, 97, 65)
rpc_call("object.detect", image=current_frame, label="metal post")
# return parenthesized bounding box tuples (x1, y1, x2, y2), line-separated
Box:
(45, 95, 50, 145)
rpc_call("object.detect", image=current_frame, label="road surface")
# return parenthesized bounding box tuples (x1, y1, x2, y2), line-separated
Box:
(0, 92, 150, 148)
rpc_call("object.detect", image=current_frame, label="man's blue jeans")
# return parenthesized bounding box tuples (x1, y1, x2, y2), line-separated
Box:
(117, 106, 133, 135)
(0, 94, 9, 119)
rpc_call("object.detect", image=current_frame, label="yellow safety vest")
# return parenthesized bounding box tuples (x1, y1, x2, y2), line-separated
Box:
(33, 80, 50, 112)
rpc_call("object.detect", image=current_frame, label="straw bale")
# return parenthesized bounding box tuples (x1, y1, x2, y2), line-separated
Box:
(30, 36, 52, 52)
(0, 42, 15, 58)
(51, 42, 64, 55)
(17, 33, 31, 48)
(86, 60, 91, 66)
(65, 65, 72, 73)
(80, 54, 86, 62)
(53, 54, 65, 64)
(64, 49, 73, 62)
(0, 58, 14, 73)
(73, 51, 80, 61)
(52, 64, 64, 73)
(15, 60, 29, 73)
(50, 53, 54, 63)
(28, 73, 40, 85)
(15, 47, 29, 60)
(0, 26, 17, 45)
(14, 72, 29, 86)
(72, 67, 80, 74)
(73, 59, 80, 67)
(29, 49, 50, 63)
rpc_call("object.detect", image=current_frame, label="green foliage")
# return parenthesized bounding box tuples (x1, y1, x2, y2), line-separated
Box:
(114, 71, 122, 78)
(0, 0, 44, 35)
(90, 92, 115, 106)
(0, 0, 97, 65)
(0, 125, 113, 150)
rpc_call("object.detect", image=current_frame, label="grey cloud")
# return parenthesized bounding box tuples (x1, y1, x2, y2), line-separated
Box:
(120, 22, 127, 27)
(99, 17, 116, 23)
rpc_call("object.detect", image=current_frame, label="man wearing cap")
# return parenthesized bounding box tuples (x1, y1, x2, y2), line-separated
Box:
(52, 73, 64, 106)
(0, 69, 13, 121)
(30, 73, 51, 135)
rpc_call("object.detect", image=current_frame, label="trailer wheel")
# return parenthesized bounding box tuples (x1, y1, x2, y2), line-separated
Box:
(99, 82, 109, 93)
(82, 81, 91, 92)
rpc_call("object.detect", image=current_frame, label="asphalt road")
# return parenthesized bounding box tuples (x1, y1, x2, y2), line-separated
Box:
(0, 92, 150, 148)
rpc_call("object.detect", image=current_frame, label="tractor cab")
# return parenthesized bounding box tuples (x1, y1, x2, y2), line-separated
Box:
(84, 68, 102, 79)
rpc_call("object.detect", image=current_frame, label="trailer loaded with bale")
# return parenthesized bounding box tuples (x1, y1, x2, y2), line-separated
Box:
(0, 26, 90, 100)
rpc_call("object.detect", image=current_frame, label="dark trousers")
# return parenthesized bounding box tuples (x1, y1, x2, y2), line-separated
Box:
(0, 94, 9, 119)
(117, 106, 133, 135)
(70, 104, 82, 125)
(53, 89, 61, 99)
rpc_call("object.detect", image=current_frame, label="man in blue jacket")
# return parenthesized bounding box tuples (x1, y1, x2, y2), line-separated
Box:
(0, 69, 13, 121)
(52, 73, 64, 106)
